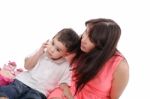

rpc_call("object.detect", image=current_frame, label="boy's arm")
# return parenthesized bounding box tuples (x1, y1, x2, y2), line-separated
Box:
(24, 51, 42, 70)
(59, 83, 74, 99)
(24, 41, 48, 70)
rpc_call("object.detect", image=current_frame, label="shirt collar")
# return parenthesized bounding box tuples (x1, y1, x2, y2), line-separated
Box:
(51, 57, 66, 64)
(44, 53, 67, 64)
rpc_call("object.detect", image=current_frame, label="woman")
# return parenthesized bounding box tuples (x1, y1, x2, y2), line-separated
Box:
(48, 18, 129, 99)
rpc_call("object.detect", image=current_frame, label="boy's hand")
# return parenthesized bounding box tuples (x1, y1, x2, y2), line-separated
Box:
(38, 40, 49, 55)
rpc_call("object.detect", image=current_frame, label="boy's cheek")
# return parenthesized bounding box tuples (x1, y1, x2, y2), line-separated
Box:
(46, 44, 51, 50)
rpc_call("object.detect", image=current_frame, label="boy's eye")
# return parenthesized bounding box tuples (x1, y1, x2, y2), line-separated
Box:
(51, 41, 54, 45)
(56, 48, 60, 52)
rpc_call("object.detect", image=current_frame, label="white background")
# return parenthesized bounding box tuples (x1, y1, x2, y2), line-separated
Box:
(0, 0, 149, 98)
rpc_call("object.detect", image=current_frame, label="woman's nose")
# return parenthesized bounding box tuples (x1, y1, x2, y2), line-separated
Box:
(81, 36, 88, 45)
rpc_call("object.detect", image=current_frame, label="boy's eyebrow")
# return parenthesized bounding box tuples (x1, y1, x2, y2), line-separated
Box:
(53, 40, 63, 52)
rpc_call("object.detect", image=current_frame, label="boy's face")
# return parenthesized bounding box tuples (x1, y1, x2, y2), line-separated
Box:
(46, 37, 68, 60)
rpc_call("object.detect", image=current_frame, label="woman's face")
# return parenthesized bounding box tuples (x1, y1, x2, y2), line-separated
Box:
(80, 26, 95, 53)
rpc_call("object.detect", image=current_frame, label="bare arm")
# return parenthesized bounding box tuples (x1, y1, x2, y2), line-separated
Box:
(60, 83, 74, 99)
(24, 41, 48, 70)
(110, 59, 129, 99)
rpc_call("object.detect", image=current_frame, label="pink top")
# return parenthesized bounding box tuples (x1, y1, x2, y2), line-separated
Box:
(71, 52, 124, 99)
(48, 52, 124, 99)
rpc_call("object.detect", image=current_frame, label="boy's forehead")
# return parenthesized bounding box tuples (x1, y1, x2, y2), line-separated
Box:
(52, 38, 68, 52)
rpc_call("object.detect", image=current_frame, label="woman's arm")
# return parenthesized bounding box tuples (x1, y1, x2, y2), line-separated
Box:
(110, 59, 129, 99)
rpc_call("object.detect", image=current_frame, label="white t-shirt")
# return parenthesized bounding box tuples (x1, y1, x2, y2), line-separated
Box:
(16, 53, 71, 96)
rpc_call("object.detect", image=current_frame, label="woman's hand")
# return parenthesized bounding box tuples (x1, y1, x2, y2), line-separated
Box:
(60, 83, 74, 99)
(62, 91, 74, 99)
(49, 97, 62, 99)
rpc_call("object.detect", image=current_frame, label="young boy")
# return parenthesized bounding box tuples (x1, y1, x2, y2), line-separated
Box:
(0, 28, 80, 99)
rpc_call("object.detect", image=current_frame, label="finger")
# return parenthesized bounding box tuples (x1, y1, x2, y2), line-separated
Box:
(46, 39, 49, 43)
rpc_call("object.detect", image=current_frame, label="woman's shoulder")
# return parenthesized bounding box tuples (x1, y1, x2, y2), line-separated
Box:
(111, 51, 126, 63)
(112, 51, 129, 79)
(114, 51, 124, 57)
(114, 55, 129, 74)
(102, 51, 127, 75)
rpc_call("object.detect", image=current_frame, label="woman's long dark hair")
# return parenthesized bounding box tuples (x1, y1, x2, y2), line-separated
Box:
(72, 18, 121, 94)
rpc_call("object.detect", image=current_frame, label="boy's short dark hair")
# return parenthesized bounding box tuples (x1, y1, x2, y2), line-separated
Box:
(54, 28, 80, 53)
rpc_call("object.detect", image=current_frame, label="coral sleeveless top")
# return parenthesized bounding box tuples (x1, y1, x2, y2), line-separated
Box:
(71, 52, 124, 99)
(48, 52, 124, 99)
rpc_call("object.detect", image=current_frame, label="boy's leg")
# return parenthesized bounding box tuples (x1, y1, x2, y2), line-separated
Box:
(0, 79, 25, 99)
(19, 88, 46, 99)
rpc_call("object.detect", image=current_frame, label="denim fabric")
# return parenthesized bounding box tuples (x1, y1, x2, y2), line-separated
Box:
(0, 92, 8, 98)
(0, 79, 46, 99)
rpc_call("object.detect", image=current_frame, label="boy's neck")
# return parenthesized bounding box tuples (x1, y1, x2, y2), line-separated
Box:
(51, 57, 66, 64)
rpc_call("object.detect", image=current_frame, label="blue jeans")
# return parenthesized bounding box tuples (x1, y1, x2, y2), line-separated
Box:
(0, 79, 46, 99)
